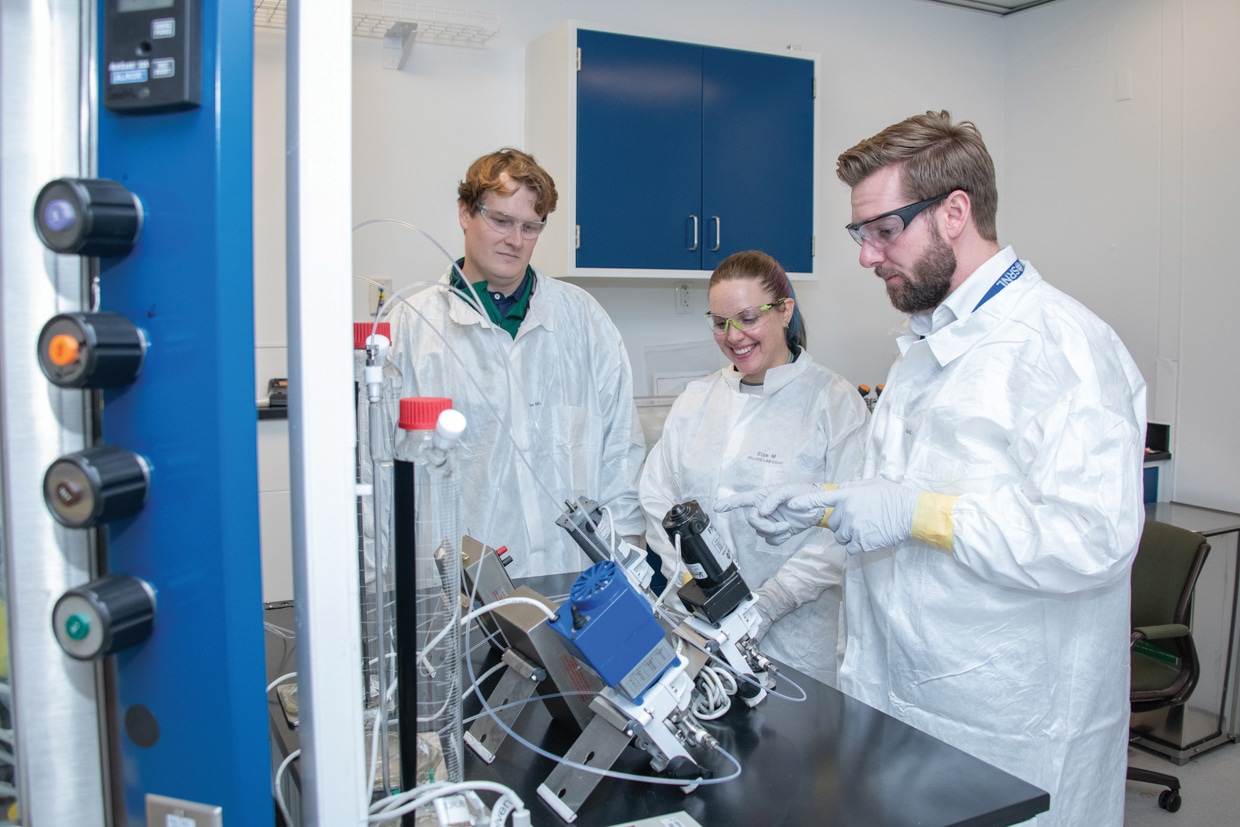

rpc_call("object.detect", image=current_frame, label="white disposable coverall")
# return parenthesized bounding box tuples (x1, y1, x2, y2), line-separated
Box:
(845, 247, 1146, 826)
(379, 268, 646, 578)
(641, 351, 869, 685)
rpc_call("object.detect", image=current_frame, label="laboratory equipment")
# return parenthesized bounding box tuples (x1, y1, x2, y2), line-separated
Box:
(464, 583, 607, 764)
(37, 312, 147, 388)
(661, 501, 775, 706)
(557, 496, 654, 591)
(539, 561, 716, 822)
(392, 398, 468, 799)
(103, 0, 202, 112)
(356, 321, 396, 793)
(547, 561, 675, 701)
(51, 573, 157, 660)
(42, 445, 150, 529)
(460, 531, 609, 765)
(856, 383, 883, 412)
(32, 177, 142, 256)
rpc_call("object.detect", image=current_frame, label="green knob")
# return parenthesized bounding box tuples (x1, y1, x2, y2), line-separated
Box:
(65, 613, 91, 641)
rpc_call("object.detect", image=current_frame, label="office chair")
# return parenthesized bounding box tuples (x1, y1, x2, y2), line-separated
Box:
(1127, 518, 1211, 813)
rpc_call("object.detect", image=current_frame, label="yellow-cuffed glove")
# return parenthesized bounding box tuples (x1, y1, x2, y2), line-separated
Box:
(787, 479, 956, 554)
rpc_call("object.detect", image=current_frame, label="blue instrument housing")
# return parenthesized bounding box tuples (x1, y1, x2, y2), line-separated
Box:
(548, 561, 675, 700)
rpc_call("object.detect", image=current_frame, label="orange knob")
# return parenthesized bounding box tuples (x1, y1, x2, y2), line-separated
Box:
(48, 334, 81, 366)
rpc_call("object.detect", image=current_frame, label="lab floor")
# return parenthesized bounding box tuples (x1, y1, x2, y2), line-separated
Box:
(1125, 742, 1240, 826)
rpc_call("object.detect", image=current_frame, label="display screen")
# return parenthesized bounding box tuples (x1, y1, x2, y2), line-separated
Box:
(118, 0, 174, 12)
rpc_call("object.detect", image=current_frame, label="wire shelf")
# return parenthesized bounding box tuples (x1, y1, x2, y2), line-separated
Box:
(253, 0, 287, 29)
(253, 1, 500, 47)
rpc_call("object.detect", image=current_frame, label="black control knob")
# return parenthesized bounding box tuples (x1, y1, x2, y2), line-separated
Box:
(32, 177, 143, 257)
(37, 312, 147, 388)
(52, 574, 157, 660)
(43, 445, 150, 528)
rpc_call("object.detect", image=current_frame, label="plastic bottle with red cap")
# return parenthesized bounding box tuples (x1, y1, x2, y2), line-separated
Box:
(353, 321, 391, 352)
(392, 396, 467, 789)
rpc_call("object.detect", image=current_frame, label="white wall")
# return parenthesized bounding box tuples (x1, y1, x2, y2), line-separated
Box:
(255, 0, 1006, 398)
(254, 0, 1240, 597)
(1002, 0, 1240, 512)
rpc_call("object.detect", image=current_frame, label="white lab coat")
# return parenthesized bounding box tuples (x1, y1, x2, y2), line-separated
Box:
(378, 267, 646, 578)
(641, 351, 869, 685)
(844, 248, 1146, 826)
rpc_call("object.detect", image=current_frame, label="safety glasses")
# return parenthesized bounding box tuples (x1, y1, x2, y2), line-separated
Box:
(845, 192, 950, 249)
(705, 299, 787, 335)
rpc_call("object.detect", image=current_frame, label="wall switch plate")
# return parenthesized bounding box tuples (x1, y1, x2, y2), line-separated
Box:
(146, 793, 223, 827)
(674, 282, 691, 314)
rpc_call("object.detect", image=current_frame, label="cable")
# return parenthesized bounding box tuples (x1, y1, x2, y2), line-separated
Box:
(266, 671, 296, 695)
(264, 621, 295, 639)
(376, 284, 560, 530)
(273, 748, 299, 827)
(462, 607, 741, 789)
(417, 595, 558, 670)
(461, 660, 507, 703)
(692, 664, 737, 720)
(461, 689, 596, 726)
(367, 780, 530, 825)
(355, 217, 625, 570)
(656, 533, 809, 704)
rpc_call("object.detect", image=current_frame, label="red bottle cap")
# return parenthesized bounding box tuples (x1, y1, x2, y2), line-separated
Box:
(399, 397, 453, 430)
(353, 322, 391, 350)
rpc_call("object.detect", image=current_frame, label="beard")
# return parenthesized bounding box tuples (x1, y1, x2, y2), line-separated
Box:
(877, 224, 957, 314)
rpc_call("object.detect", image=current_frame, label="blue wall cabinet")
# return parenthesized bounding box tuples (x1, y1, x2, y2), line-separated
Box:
(527, 24, 818, 278)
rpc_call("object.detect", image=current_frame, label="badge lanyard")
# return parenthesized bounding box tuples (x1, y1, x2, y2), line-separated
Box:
(972, 259, 1025, 313)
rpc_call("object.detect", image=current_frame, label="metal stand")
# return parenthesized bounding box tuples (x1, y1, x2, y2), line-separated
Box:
(465, 649, 545, 763)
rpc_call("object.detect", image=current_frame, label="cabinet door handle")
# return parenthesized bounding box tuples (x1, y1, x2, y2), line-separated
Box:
(711, 216, 721, 252)
(688, 215, 699, 251)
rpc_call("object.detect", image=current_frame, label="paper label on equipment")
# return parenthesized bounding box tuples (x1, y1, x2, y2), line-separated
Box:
(619, 637, 676, 699)
(685, 562, 708, 580)
(702, 522, 735, 564)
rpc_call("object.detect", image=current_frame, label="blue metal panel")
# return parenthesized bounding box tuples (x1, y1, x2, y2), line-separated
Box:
(703, 48, 815, 272)
(95, 1, 271, 823)
(576, 30, 703, 270)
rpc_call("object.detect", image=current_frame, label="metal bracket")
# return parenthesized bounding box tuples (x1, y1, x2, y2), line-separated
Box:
(536, 712, 634, 822)
(382, 22, 418, 70)
(464, 648, 544, 763)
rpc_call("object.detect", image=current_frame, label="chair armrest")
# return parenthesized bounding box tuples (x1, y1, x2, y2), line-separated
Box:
(1132, 623, 1190, 644)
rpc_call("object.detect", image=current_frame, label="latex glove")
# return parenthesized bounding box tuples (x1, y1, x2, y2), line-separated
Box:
(716, 483, 832, 546)
(788, 478, 919, 554)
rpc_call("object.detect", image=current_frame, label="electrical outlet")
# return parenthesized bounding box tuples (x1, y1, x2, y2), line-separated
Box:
(674, 282, 691, 315)
(369, 278, 393, 315)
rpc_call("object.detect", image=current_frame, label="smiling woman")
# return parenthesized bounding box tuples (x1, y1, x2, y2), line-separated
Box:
(639, 249, 870, 686)
(705, 251, 799, 385)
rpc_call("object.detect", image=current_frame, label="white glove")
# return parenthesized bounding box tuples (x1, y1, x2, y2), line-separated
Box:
(750, 596, 776, 643)
(716, 483, 828, 546)
(788, 478, 919, 554)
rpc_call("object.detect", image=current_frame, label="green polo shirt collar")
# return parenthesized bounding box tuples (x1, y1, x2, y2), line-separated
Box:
(450, 260, 535, 339)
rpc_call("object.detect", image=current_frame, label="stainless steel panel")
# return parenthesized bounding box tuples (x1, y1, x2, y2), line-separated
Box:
(1, 1, 107, 823)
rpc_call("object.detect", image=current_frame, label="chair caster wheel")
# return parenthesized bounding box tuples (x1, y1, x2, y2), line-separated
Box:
(1158, 789, 1182, 812)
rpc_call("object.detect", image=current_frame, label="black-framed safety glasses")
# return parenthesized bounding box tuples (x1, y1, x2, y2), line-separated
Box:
(845, 192, 951, 249)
